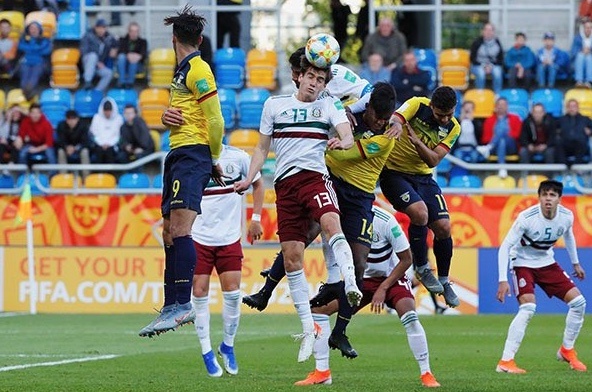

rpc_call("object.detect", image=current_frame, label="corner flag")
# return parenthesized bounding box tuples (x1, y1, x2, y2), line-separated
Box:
(16, 182, 32, 225)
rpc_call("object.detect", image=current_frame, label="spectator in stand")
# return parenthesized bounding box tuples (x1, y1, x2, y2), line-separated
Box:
(470, 22, 504, 93)
(18, 21, 52, 100)
(80, 19, 118, 92)
(217, 0, 241, 49)
(0, 105, 25, 163)
(0, 19, 18, 76)
(554, 99, 592, 165)
(116, 22, 148, 89)
(519, 103, 556, 164)
(536, 32, 563, 88)
(571, 20, 592, 87)
(390, 50, 431, 104)
(359, 52, 390, 85)
(331, 0, 351, 53)
(454, 101, 484, 162)
(89, 98, 123, 164)
(505, 32, 536, 90)
(117, 104, 155, 164)
(361, 17, 407, 70)
(55, 110, 91, 176)
(14, 104, 56, 165)
(479, 98, 522, 177)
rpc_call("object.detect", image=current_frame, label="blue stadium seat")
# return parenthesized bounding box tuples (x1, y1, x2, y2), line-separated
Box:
(554, 174, 585, 195)
(449, 174, 482, 188)
(449, 165, 469, 178)
(160, 130, 170, 152)
(107, 88, 139, 114)
(530, 88, 564, 118)
(219, 88, 237, 130)
(40, 88, 72, 128)
(435, 158, 452, 174)
(74, 89, 103, 118)
(238, 88, 270, 129)
(498, 88, 529, 120)
(0, 175, 15, 189)
(68, 0, 94, 11)
(152, 175, 162, 188)
(414, 48, 437, 91)
(16, 173, 50, 195)
(118, 173, 151, 189)
(436, 174, 447, 187)
(56, 11, 81, 40)
(214, 48, 246, 89)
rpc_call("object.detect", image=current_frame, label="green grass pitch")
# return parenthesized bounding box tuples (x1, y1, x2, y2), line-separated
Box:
(0, 313, 590, 391)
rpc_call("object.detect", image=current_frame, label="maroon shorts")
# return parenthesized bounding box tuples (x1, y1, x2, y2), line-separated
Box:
(355, 276, 414, 314)
(194, 239, 243, 275)
(275, 170, 340, 242)
(512, 262, 576, 300)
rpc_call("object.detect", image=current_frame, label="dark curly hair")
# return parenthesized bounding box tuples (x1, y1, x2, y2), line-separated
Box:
(430, 86, 457, 112)
(164, 5, 206, 47)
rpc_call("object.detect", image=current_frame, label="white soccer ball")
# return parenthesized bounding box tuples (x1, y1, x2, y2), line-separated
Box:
(305, 33, 341, 68)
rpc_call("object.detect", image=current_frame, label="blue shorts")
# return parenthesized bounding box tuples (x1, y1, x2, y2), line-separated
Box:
(161, 144, 212, 217)
(379, 169, 449, 224)
(331, 174, 374, 247)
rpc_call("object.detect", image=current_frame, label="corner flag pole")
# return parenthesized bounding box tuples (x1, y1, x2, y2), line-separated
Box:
(16, 182, 36, 315)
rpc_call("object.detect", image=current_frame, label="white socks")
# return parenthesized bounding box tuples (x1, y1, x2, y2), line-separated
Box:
(563, 295, 586, 350)
(321, 232, 341, 284)
(222, 290, 241, 347)
(401, 311, 430, 374)
(192, 295, 212, 354)
(328, 233, 356, 283)
(312, 313, 331, 371)
(286, 269, 315, 333)
(501, 302, 536, 361)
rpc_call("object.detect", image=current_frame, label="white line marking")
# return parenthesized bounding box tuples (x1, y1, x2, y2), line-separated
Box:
(0, 312, 27, 318)
(0, 355, 119, 372)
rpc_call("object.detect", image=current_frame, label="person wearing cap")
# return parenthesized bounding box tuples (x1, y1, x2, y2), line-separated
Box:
(80, 18, 118, 92)
(504, 32, 536, 90)
(55, 110, 91, 175)
(89, 97, 123, 164)
(571, 20, 592, 87)
(536, 32, 563, 88)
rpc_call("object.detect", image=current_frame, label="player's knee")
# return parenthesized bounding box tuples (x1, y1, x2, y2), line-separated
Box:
(431, 220, 451, 239)
(519, 302, 536, 319)
(192, 285, 208, 297)
(408, 208, 429, 226)
(568, 295, 586, 315)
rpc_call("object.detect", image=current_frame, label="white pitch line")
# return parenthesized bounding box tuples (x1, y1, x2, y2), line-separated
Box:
(0, 355, 119, 372)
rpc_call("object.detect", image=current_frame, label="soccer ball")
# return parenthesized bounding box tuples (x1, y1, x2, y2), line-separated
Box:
(305, 33, 341, 68)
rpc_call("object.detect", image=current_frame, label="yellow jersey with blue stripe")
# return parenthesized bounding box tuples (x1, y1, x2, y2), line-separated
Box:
(385, 96, 460, 175)
(168, 51, 223, 158)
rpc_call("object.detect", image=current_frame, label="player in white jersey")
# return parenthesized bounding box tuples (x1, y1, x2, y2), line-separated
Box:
(235, 58, 361, 364)
(496, 180, 587, 374)
(296, 205, 440, 387)
(191, 144, 264, 377)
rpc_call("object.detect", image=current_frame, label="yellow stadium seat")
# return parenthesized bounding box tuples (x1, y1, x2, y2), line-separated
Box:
(50, 48, 81, 89)
(246, 49, 278, 90)
(227, 129, 259, 153)
(463, 89, 496, 118)
(24, 11, 56, 38)
(564, 88, 592, 117)
(0, 11, 25, 39)
(139, 88, 170, 130)
(483, 175, 516, 190)
(84, 173, 117, 189)
(517, 174, 549, 190)
(150, 130, 161, 152)
(148, 48, 176, 88)
(264, 188, 276, 203)
(0, 90, 5, 110)
(438, 49, 470, 90)
(50, 173, 82, 189)
(7, 89, 30, 109)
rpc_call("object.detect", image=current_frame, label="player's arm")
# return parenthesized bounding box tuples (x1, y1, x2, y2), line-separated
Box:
(328, 122, 354, 150)
(496, 219, 524, 302)
(564, 223, 585, 280)
(405, 122, 450, 168)
(327, 135, 392, 161)
(235, 134, 270, 194)
(347, 88, 372, 114)
(385, 98, 420, 139)
(248, 176, 265, 244)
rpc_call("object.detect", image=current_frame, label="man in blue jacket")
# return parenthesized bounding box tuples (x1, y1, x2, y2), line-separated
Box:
(80, 19, 118, 92)
(18, 21, 51, 100)
(505, 32, 536, 90)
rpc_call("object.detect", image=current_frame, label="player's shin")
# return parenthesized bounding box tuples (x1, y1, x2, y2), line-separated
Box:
(173, 236, 197, 304)
(222, 290, 241, 347)
(409, 225, 429, 270)
(192, 295, 212, 354)
(563, 295, 586, 349)
(261, 251, 286, 293)
(312, 313, 331, 371)
(433, 237, 453, 279)
(328, 233, 356, 281)
(286, 270, 315, 333)
(321, 233, 341, 284)
(502, 303, 536, 361)
(401, 310, 431, 374)
(163, 244, 176, 307)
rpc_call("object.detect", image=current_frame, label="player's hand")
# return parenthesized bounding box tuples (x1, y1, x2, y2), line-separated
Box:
(234, 179, 251, 194)
(161, 108, 184, 127)
(370, 289, 386, 314)
(573, 264, 586, 280)
(405, 123, 420, 145)
(345, 107, 358, 127)
(211, 163, 228, 187)
(327, 137, 348, 150)
(384, 121, 403, 139)
(248, 221, 263, 244)
(496, 281, 511, 303)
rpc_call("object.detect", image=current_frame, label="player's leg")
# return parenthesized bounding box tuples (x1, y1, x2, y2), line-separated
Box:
(380, 170, 442, 294)
(497, 268, 534, 374)
(308, 232, 343, 308)
(216, 241, 244, 375)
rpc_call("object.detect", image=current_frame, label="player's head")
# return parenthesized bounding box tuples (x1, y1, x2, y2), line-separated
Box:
(164, 5, 206, 50)
(538, 180, 563, 216)
(297, 58, 332, 102)
(430, 86, 457, 126)
(364, 82, 396, 132)
(538, 180, 563, 198)
(289, 47, 306, 85)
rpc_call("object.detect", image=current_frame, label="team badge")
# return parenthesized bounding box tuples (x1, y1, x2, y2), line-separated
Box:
(557, 228, 564, 236)
(226, 164, 235, 174)
(400, 191, 410, 203)
(312, 108, 322, 118)
(372, 232, 379, 242)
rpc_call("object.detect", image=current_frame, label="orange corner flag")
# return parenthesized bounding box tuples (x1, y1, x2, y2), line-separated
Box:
(16, 182, 32, 225)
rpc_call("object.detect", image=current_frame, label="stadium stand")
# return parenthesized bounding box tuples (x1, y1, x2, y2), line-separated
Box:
(227, 129, 259, 154)
(483, 174, 517, 190)
(50, 48, 81, 89)
(498, 88, 529, 120)
(564, 88, 592, 117)
(517, 174, 549, 189)
(463, 89, 495, 118)
(73, 89, 103, 118)
(39, 88, 72, 128)
(0, 175, 15, 189)
(56, 11, 82, 41)
(214, 47, 246, 89)
(237, 88, 270, 128)
(438, 49, 470, 90)
(107, 88, 139, 114)
(246, 49, 278, 90)
(150, 130, 161, 152)
(218, 88, 237, 130)
(449, 174, 482, 188)
(84, 173, 117, 189)
(414, 48, 438, 90)
(530, 88, 564, 118)
(148, 48, 176, 89)
(17, 173, 50, 195)
(50, 173, 82, 189)
(118, 173, 151, 188)
(7, 88, 30, 109)
(138, 88, 169, 130)
(554, 174, 585, 195)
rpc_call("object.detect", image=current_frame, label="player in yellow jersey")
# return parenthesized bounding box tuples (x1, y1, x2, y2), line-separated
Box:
(380, 86, 460, 308)
(139, 6, 225, 337)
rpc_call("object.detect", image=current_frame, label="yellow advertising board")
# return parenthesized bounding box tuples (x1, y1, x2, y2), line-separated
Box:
(0, 247, 478, 314)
